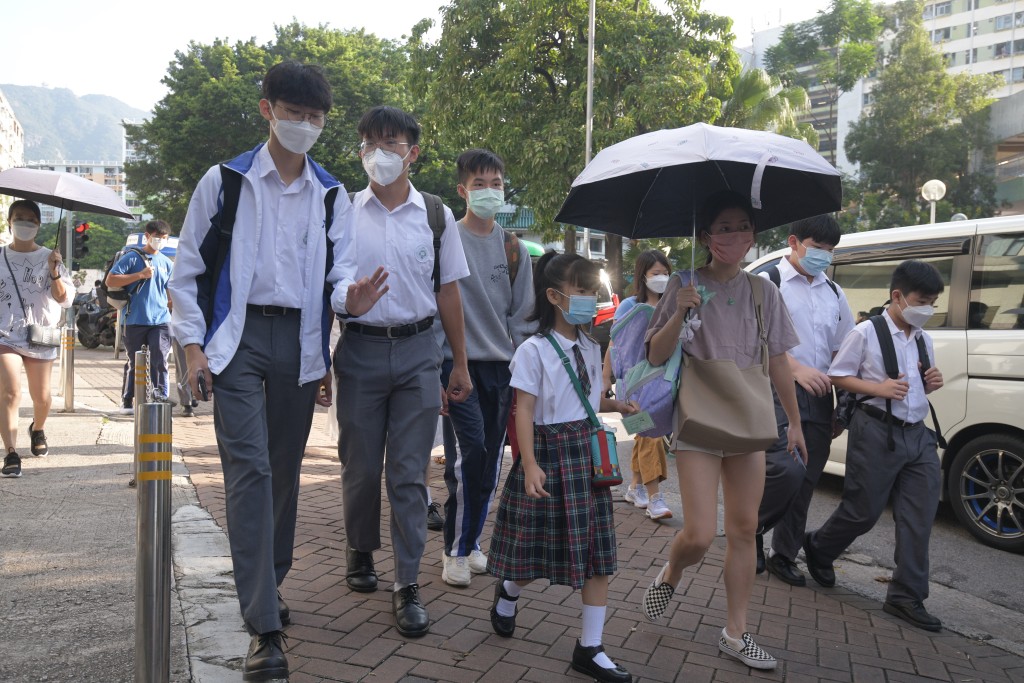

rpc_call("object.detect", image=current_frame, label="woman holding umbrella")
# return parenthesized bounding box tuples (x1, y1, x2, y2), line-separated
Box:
(640, 191, 806, 670)
(0, 200, 74, 478)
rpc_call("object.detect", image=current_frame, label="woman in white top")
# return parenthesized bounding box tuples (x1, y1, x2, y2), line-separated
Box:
(0, 200, 74, 478)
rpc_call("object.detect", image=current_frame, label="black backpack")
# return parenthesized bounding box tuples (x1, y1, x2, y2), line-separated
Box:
(197, 165, 340, 330)
(101, 247, 149, 311)
(836, 315, 946, 451)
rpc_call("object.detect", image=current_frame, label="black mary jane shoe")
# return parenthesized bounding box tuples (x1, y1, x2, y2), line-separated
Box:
(570, 641, 632, 683)
(345, 548, 378, 593)
(489, 580, 517, 638)
(242, 630, 288, 681)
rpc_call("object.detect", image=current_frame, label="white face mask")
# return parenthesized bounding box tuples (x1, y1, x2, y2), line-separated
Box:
(149, 236, 169, 252)
(898, 296, 935, 328)
(270, 110, 323, 155)
(11, 220, 39, 242)
(362, 148, 410, 187)
(646, 274, 670, 294)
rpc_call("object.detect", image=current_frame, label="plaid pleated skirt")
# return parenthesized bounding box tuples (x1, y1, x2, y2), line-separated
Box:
(487, 419, 617, 589)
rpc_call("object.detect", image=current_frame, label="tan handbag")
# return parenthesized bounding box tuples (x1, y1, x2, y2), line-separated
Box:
(676, 273, 779, 453)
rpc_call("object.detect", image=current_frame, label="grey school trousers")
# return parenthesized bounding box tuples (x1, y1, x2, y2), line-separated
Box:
(807, 408, 940, 604)
(213, 310, 319, 635)
(759, 384, 834, 560)
(334, 326, 442, 585)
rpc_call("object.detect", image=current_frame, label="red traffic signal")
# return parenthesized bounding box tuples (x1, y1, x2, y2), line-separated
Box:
(73, 222, 90, 258)
(75, 222, 89, 233)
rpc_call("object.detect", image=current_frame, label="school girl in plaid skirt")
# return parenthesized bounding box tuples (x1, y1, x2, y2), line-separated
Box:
(486, 252, 637, 683)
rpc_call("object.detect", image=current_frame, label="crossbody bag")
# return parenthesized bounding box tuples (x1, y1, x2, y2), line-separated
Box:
(2, 247, 61, 348)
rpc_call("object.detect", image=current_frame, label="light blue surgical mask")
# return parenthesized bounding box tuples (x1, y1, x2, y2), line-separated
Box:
(467, 188, 505, 220)
(556, 291, 597, 325)
(799, 246, 833, 276)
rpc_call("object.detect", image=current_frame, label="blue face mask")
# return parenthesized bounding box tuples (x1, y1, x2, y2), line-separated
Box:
(556, 291, 597, 325)
(799, 245, 833, 276)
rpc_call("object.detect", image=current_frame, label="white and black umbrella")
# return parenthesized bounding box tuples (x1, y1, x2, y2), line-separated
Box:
(554, 123, 842, 240)
(0, 167, 134, 219)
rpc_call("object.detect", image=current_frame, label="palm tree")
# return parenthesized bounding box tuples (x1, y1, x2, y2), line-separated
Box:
(718, 68, 819, 148)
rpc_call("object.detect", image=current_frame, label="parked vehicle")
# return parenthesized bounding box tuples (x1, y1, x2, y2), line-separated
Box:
(746, 216, 1024, 553)
(591, 268, 620, 355)
(75, 290, 117, 348)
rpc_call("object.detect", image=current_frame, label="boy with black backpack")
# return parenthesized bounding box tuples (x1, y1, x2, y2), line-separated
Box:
(804, 260, 946, 632)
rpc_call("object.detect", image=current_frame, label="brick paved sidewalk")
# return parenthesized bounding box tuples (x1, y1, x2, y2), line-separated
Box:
(84, 349, 1024, 682)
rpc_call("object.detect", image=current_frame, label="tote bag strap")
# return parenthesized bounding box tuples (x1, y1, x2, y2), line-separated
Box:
(2, 247, 29, 320)
(544, 334, 601, 428)
(745, 272, 769, 374)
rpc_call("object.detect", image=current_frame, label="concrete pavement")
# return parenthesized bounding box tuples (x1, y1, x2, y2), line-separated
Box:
(1, 347, 1023, 682)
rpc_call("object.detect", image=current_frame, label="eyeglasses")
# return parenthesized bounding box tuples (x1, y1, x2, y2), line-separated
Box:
(359, 139, 412, 154)
(274, 104, 327, 129)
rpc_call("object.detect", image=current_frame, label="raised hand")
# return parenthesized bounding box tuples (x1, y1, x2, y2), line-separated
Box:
(345, 266, 390, 317)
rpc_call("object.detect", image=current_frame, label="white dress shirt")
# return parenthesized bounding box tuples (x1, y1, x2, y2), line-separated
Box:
(248, 144, 315, 308)
(329, 182, 469, 325)
(828, 310, 935, 423)
(760, 256, 855, 373)
(510, 331, 602, 426)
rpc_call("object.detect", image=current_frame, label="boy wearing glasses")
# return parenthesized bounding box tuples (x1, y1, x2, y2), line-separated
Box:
(329, 106, 471, 638)
(170, 60, 349, 681)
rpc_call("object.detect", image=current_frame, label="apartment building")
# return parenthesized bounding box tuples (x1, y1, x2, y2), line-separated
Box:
(0, 88, 26, 237)
(929, 0, 1024, 96)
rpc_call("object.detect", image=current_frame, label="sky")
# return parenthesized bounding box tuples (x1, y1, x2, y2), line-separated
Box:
(3, 0, 832, 113)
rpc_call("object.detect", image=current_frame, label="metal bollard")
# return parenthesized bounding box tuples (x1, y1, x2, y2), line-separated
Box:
(131, 350, 149, 487)
(134, 401, 172, 683)
(61, 327, 76, 412)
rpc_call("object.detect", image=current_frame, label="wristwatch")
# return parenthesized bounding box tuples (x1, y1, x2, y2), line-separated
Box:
(50, 273, 60, 280)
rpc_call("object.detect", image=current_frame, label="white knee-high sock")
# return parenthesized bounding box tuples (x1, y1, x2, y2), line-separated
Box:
(580, 604, 615, 669)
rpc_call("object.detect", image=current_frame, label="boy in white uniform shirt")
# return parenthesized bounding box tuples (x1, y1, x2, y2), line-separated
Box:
(804, 260, 945, 632)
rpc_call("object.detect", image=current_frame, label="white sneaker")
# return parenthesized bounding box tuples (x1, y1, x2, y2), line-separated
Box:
(646, 493, 673, 520)
(442, 553, 472, 587)
(468, 549, 488, 574)
(625, 484, 649, 509)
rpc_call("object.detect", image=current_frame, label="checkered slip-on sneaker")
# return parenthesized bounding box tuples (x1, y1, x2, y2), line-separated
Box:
(718, 631, 777, 670)
(642, 562, 675, 621)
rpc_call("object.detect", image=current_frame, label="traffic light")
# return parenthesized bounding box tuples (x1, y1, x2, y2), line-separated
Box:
(73, 222, 90, 260)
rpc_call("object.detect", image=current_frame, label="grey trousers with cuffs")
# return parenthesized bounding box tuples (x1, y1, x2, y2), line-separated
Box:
(213, 309, 319, 635)
(807, 408, 940, 604)
(335, 326, 443, 585)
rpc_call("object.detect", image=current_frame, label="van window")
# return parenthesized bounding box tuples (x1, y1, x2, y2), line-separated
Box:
(832, 256, 955, 329)
(971, 234, 1024, 330)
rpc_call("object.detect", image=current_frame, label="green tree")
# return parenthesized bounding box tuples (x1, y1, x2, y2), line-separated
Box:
(765, 0, 883, 163)
(125, 22, 435, 227)
(844, 0, 1001, 228)
(408, 0, 737, 291)
(717, 68, 818, 148)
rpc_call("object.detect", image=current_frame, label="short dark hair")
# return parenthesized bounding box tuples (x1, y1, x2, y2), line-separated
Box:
(358, 106, 421, 146)
(890, 259, 944, 298)
(8, 199, 41, 223)
(528, 251, 601, 337)
(145, 219, 172, 236)
(697, 190, 754, 239)
(457, 149, 505, 185)
(262, 60, 333, 113)
(633, 249, 671, 304)
(790, 213, 841, 247)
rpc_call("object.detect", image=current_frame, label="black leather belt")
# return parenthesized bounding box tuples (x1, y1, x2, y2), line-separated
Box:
(858, 403, 922, 429)
(247, 304, 299, 316)
(345, 316, 433, 339)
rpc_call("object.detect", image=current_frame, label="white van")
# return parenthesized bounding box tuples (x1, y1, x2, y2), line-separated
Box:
(746, 216, 1024, 553)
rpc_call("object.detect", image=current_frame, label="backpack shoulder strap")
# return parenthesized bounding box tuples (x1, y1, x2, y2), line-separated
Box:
(869, 314, 899, 450)
(203, 165, 243, 328)
(824, 277, 839, 298)
(502, 229, 520, 286)
(323, 186, 341, 300)
(767, 264, 781, 288)
(914, 333, 947, 448)
(420, 192, 446, 293)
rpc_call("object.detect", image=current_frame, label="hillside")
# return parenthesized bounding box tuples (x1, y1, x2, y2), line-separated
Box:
(1, 85, 150, 162)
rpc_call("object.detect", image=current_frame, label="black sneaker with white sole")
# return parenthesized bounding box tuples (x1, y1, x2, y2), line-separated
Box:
(2, 451, 22, 478)
(718, 631, 777, 670)
(29, 421, 48, 457)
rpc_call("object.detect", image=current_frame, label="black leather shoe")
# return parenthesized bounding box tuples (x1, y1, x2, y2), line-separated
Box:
(392, 584, 429, 637)
(277, 591, 290, 626)
(489, 580, 517, 638)
(426, 502, 445, 531)
(755, 533, 766, 575)
(766, 553, 807, 587)
(345, 548, 378, 593)
(803, 533, 836, 587)
(883, 600, 942, 632)
(571, 641, 632, 683)
(243, 630, 288, 681)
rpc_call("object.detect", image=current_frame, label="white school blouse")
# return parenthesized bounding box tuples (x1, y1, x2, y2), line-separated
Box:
(510, 330, 602, 426)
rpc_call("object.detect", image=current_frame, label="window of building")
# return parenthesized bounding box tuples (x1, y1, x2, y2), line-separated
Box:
(935, 1, 952, 15)
(944, 52, 956, 66)
(972, 0, 981, 9)
(995, 41, 1013, 58)
(862, 92, 876, 106)
(970, 234, 1024, 330)
(833, 256, 955, 330)
(995, 13, 1014, 30)
(1012, 67, 1024, 82)
(1014, 38, 1024, 54)
(972, 21, 979, 36)
(932, 27, 951, 43)
(923, 4, 934, 19)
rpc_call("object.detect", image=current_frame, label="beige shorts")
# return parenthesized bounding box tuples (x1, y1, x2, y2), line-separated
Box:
(669, 433, 746, 458)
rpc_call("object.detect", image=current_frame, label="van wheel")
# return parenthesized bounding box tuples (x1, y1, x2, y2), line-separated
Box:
(947, 434, 1024, 553)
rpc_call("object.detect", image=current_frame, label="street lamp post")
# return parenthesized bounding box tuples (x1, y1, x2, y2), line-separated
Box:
(582, 0, 595, 259)
(921, 179, 946, 224)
